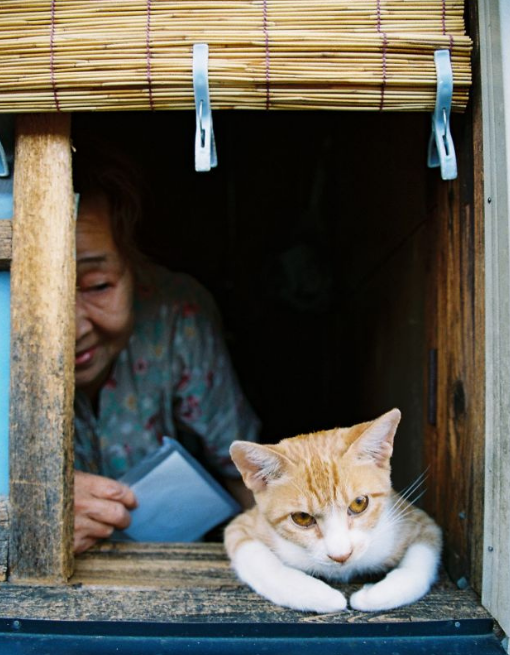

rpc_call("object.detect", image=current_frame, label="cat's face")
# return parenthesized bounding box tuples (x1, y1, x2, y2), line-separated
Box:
(230, 409, 401, 574)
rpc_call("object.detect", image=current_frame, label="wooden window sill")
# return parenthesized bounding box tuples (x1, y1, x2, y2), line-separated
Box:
(0, 543, 493, 625)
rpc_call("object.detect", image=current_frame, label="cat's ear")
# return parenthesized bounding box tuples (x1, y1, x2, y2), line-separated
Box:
(348, 408, 401, 467)
(230, 442, 287, 493)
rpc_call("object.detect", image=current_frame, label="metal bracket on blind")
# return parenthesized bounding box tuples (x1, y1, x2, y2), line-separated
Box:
(0, 141, 8, 178)
(193, 43, 217, 173)
(0, 141, 10, 177)
(427, 49, 457, 181)
(0, 115, 14, 179)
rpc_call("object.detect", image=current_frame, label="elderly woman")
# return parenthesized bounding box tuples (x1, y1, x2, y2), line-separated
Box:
(73, 138, 259, 553)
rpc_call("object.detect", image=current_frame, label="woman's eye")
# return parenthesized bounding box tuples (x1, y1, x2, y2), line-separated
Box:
(291, 512, 316, 528)
(348, 496, 369, 515)
(78, 282, 110, 293)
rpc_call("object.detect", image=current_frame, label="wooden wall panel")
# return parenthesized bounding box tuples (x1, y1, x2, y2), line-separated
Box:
(424, 105, 485, 592)
(9, 114, 75, 583)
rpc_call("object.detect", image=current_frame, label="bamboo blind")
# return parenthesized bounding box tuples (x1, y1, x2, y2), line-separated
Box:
(0, 1, 471, 113)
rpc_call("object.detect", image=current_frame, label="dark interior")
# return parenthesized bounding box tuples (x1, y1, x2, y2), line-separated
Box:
(73, 109, 431, 495)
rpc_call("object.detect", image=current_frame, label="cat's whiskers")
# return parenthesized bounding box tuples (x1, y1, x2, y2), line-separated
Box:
(386, 470, 429, 520)
(374, 473, 429, 541)
(375, 486, 429, 543)
(382, 502, 420, 531)
(385, 493, 426, 527)
(393, 470, 428, 507)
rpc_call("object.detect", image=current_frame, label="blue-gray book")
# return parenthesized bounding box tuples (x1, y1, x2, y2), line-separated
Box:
(115, 436, 240, 542)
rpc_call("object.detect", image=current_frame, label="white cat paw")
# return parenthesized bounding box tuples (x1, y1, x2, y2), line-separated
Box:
(303, 586, 348, 614)
(267, 575, 348, 613)
(349, 567, 433, 612)
(232, 540, 348, 613)
(349, 579, 418, 612)
(349, 585, 386, 611)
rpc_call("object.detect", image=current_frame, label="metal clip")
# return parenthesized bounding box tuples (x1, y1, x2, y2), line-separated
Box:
(193, 44, 217, 173)
(427, 49, 457, 180)
(0, 141, 8, 178)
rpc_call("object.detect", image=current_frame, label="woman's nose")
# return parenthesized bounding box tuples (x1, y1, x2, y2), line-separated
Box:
(75, 295, 92, 342)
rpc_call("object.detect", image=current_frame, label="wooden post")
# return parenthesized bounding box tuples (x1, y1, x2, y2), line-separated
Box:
(423, 95, 485, 591)
(9, 114, 74, 583)
(478, 0, 510, 637)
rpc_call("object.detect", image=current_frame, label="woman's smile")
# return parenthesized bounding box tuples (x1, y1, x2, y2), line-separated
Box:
(75, 345, 98, 368)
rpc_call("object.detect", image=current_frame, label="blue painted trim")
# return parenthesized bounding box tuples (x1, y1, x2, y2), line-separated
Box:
(0, 619, 505, 655)
(0, 180, 12, 497)
(0, 272, 9, 496)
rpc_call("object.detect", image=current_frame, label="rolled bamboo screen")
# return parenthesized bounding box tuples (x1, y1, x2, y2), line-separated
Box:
(0, 1, 471, 113)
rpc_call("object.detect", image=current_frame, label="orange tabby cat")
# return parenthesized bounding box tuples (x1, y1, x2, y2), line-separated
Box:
(224, 409, 442, 612)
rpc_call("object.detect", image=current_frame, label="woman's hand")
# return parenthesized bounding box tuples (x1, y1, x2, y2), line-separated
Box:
(74, 470, 138, 554)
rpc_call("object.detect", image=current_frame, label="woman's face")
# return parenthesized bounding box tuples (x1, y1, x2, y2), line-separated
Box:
(75, 193, 135, 400)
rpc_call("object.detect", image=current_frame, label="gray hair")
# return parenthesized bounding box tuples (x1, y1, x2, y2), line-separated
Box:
(72, 133, 144, 266)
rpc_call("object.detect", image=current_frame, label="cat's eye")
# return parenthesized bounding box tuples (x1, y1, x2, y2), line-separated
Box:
(348, 495, 369, 515)
(291, 512, 316, 528)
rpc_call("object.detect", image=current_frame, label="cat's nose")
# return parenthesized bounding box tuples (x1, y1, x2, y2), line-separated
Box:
(328, 550, 353, 564)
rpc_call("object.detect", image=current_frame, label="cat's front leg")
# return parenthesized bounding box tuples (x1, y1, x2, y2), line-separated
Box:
(349, 542, 439, 611)
(232, 540, 348, 613)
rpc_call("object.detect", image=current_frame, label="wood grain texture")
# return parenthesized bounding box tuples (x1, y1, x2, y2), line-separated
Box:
(478, 0, 510, 637)
(0, 496, 8, 582)
(468, 0, 486, 599)
(424, 100, 485, 592)
(0, 543, 492, 624)
(9, 114, 75, 583)
(0, 220, 11, 269)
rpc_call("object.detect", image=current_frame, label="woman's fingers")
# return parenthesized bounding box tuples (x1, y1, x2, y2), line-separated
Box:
(75, 470, 137, 509)
(74, 470, 138, 553)
(78, 494, 133, 530)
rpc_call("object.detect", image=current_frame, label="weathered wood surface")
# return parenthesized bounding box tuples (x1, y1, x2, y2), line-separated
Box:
(478, 0, 510, 638)
(0, 543, 491, 624)
(9, 113, 75, 583)
(0, 219, 11, 269)
(424, 100, 485, 591)
(0, 496, 8, 582)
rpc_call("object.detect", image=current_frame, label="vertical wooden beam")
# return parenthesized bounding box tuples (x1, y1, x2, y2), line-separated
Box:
(9, 114, 74, 583)
(478, 0, 510, 636)
(424, 79, 485, 591)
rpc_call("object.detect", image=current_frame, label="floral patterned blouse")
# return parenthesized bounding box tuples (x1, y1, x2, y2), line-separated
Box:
(74, 263, 260, 480)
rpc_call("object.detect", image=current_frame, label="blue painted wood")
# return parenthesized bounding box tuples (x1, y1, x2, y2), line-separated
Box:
(0, 271, 9, 496)
(0, 116, 14, 497)
(0, 116, 13, 497)
(0, 180, 12, 498)
(0, 618, 506, 655)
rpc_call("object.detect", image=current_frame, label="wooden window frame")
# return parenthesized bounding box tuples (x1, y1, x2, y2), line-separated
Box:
(0, 4, 507, 636)
(2, 106, 489, 591)
(8, 114, 75, 583)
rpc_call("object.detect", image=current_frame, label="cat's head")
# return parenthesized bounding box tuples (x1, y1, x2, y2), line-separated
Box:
(230, 409, 401, 573)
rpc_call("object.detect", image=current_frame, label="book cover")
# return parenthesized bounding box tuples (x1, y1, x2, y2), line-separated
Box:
(115, 436, 240, 542)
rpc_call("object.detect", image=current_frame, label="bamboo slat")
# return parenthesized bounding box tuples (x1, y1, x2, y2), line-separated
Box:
(0, 0, 471, 112)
